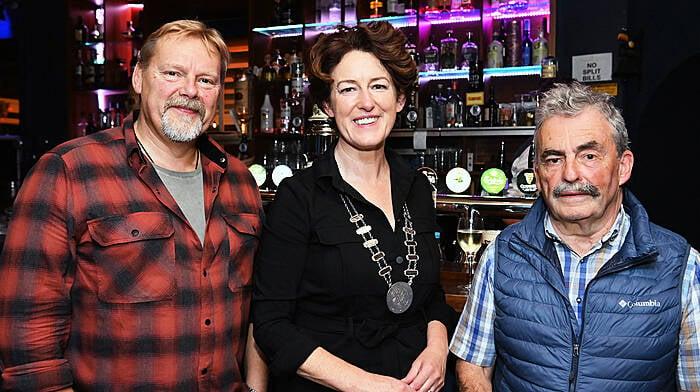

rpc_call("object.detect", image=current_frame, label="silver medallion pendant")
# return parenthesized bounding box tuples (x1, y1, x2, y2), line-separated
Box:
(386, 281, 413, 314)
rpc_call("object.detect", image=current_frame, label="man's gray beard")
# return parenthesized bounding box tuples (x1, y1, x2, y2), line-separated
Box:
(162, 110, 203, 143)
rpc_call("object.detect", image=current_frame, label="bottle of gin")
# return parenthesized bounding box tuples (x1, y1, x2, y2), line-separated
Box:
(460, 31, 478, 70)
(532, 18, 549, 66)
(423, 34, 439, 72)
(439, 29, 458, 70)
(486, 21, 505, 68)
(260, 92, 274, 133)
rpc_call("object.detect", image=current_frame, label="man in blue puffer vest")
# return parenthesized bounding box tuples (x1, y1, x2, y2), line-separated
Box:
(449, 81, 700, 391)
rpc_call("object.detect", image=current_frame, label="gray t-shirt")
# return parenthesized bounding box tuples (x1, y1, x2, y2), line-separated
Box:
(154, 165, 206, 245)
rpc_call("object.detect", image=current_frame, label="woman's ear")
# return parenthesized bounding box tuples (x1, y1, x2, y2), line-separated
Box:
(322, 101, 334, 118)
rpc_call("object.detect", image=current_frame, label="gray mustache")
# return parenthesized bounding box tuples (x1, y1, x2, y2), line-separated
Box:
(553, 182, 600, 197)
(164, 97, 205, 118)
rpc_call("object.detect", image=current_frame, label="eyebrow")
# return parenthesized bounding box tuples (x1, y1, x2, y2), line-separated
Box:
(541, 140, 602, 159)
(336, 76, 391, 85)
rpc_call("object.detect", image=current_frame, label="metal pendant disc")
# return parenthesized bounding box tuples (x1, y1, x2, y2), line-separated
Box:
(386, 281, 413, 314)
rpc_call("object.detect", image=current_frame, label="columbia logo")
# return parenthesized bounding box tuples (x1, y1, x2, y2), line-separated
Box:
(618, 299, 661, 308)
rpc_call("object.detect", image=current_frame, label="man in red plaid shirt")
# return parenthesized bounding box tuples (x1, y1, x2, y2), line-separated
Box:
(0, 20, 267, 391)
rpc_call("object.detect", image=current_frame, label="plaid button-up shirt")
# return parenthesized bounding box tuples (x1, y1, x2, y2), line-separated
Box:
(0, 112, 263, 391)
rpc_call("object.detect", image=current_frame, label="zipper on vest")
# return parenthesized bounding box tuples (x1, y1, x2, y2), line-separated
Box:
(569, 343, 580, 384)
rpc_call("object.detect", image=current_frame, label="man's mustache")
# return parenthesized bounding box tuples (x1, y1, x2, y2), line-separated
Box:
(164, 97, 205, 119)
(552, 182, 600, 197)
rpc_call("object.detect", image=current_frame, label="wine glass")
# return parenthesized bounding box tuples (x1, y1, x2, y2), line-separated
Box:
(455, 208, 485, 295)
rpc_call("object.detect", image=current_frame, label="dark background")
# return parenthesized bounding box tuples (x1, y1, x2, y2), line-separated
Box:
(0, 0, 697, 248)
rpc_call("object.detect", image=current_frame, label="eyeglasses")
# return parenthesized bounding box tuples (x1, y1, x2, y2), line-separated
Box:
(333, 79, 395, 99)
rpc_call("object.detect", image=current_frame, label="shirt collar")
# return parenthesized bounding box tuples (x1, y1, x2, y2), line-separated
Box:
(123, 110, 228, 170)
(312, 140, 417, 205)
(544, 204, 630, 255)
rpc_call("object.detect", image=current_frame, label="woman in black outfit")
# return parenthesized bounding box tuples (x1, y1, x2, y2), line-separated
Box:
(252, 21, 456, 392)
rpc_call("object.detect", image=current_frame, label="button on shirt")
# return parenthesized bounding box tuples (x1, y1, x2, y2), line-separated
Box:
(0, 112, 263, 391)
(449, 207, 700, 390)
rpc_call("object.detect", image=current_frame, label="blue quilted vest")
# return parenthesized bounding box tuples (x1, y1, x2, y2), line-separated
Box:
(492, 189, 689, 392)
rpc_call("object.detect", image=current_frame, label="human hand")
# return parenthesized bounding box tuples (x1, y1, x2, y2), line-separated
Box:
(400, 344, 447, 392)
(351, 373, 416, 392)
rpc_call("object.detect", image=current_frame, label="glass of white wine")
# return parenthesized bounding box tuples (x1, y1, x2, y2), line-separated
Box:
(456, 208, 484, 295)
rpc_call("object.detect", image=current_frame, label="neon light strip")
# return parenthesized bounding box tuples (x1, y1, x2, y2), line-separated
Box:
(418, 65, 541, 82)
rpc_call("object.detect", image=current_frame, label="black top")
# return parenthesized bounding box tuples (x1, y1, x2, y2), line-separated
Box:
(252, 144, 457, 391)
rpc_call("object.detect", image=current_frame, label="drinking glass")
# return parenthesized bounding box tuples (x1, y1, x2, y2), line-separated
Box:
(455, 208, 485, 295)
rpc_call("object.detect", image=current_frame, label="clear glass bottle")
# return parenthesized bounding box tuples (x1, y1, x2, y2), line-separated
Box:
(439, 29, 458, 70)
(260, 92, 274, 133)
(532, 20, 549, 66)
(289, 86, 304, 134)
(460, 31, 478, 70)
(486, 21, 504, 68)
(279, 84, 291, 134)
(423, 34, 439, 72)
(405, 32, 419, 66)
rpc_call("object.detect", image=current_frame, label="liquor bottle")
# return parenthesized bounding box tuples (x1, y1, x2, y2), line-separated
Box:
(439, 30, 458, 70)
(386, 0, 398, 16)
(234, 71, 252, 134)
(83, 48, 96, 90)
(521, 19, 533, 66)
(345, 0, 357, 21)
(73, 16, 88, 46)
(423, 34, 439, 72)
(74, 49, 85, 90)
(328, 1, 342, 23)
(272, 49, 285, 76)
(279, 84, 292, 134)
(504, 19, 522, 67)
(86, 112, 99, 135)
(260, 92, 275, 133)
(460, 31, 478, 70)
(532, 19, 549, 66)
(403, 82, 419, 129)
(431, 83, 447, 128)
(129, 47, 140, 78)
(445, 85, 456, 128)
(90, 5, 105, 43)
(404, 0, 417, 14)
(497, 140, 512, 195)
(260, 54, 277, 84)
(289, 85, 304, 134)
(122, 20, 136, 40)
(272, 0, 282, 25)
(483, 84, 499, 127)
(405, 32, 419, 66)
(486, 21, 504, 69)
(369, 0, 384, 18)
(465, 61, 484, 127)
(279, 0, 296, 24)
(451, 80, 465, 127)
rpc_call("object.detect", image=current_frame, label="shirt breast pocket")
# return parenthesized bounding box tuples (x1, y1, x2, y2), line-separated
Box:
(87, 212, 176, 303)
(223, 213, 261, 292)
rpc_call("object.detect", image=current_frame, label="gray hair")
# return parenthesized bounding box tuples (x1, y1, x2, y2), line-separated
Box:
(534, 81, 630, 157)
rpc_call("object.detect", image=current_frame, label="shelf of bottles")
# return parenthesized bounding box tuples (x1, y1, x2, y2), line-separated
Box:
(390, 125, 534, 138)
(71, 0, 144, 138)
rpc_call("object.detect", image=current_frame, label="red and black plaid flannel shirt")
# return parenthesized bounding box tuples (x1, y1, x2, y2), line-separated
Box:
(0, 112, 263, 391)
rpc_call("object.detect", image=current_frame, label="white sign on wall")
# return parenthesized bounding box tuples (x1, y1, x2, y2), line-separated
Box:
(572, 53, 612, 82)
